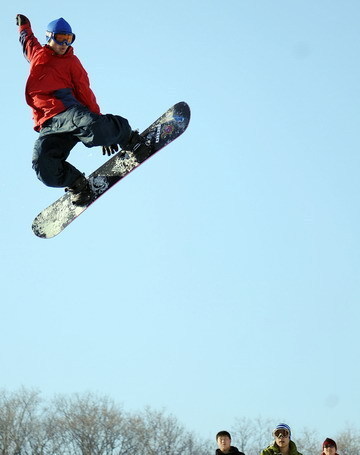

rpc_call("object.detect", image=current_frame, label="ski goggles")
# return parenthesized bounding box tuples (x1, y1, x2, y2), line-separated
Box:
(274, 430, 290, 438)
(53, 33, 75, 45)
(46, 31, 75, 45)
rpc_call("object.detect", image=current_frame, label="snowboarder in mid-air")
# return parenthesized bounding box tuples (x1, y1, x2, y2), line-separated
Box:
(16, 14, 147, 206)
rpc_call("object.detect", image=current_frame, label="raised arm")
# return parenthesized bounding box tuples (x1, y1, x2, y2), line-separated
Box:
(16, 14, 42, 63)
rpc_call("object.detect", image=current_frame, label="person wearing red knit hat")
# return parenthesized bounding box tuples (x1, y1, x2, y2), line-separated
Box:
(322, 438, 338, 455)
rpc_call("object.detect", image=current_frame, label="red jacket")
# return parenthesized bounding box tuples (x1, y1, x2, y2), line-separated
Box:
(19, 22, 100, 131)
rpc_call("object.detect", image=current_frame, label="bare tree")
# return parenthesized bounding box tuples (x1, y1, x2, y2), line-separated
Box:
(131, 407, 209, 455)
(1, 388, 360, 455)
(231, 417, 253, 453)
(232, 416, 273, 455)
(26, 404, 67, 455)
(336, 427, 360, 455)
(0, 387, 42, 455)
(296, 428, 319, 455)
(51, 392, 126, 455)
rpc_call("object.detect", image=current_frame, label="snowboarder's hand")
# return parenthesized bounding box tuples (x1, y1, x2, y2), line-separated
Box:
(16, 14, 30, 26)
(102, 144, 119, 156)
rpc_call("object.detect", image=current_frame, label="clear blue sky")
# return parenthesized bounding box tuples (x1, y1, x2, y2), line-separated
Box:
(3, 0, 360, 445)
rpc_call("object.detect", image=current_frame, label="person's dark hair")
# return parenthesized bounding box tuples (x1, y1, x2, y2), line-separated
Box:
(216, 431, 231, 441)
(323, 438, 337, 451)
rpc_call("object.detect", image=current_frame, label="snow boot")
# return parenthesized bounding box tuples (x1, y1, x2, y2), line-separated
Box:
(125, 130, 152, 162)
(65, 174, 93, 206)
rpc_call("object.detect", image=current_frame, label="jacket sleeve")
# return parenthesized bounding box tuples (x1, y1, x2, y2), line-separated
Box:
(71, 56, 101, 114)
(260, 449, 271, 455)
(18, 21, 42, 63)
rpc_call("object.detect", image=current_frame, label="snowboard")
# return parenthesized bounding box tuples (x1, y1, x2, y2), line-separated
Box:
(32, 101, 191, 239)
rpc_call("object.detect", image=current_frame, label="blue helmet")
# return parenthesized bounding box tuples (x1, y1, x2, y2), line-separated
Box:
(46, 18, 76, 44)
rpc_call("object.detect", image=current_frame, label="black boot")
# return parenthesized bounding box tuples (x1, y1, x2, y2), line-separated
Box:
(124, 130, 152, 162)
(65, 175, 93, 206)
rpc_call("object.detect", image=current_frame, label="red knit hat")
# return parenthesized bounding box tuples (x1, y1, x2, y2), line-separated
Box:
(323, 438, 337, 450)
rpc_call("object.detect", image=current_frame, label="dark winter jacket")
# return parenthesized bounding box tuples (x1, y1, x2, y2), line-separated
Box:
(18, 20, 100, 131)
(216, 446, 245, 455)
(261, 440, 302, 455)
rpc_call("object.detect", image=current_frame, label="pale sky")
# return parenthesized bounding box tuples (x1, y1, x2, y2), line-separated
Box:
(2, 0, 360, 444)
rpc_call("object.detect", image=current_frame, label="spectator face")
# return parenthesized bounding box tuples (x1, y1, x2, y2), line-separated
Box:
(274, 430, 290, 450)
(217, 435, 231, 453)
(323, 444, 336, 455)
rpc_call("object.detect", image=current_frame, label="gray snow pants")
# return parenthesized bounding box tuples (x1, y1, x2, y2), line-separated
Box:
(32, 105, 132, 188)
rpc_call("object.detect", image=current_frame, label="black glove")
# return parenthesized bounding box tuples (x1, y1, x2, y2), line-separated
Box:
(102, 144, 119, 156)
(16, 14, 30, 26)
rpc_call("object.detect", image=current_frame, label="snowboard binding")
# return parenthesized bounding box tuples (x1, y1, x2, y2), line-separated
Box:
(65, 174, 94, 206)
(125, 130, 152, 163)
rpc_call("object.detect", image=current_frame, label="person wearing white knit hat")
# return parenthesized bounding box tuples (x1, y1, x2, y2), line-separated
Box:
(260, 423, 303, 455)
